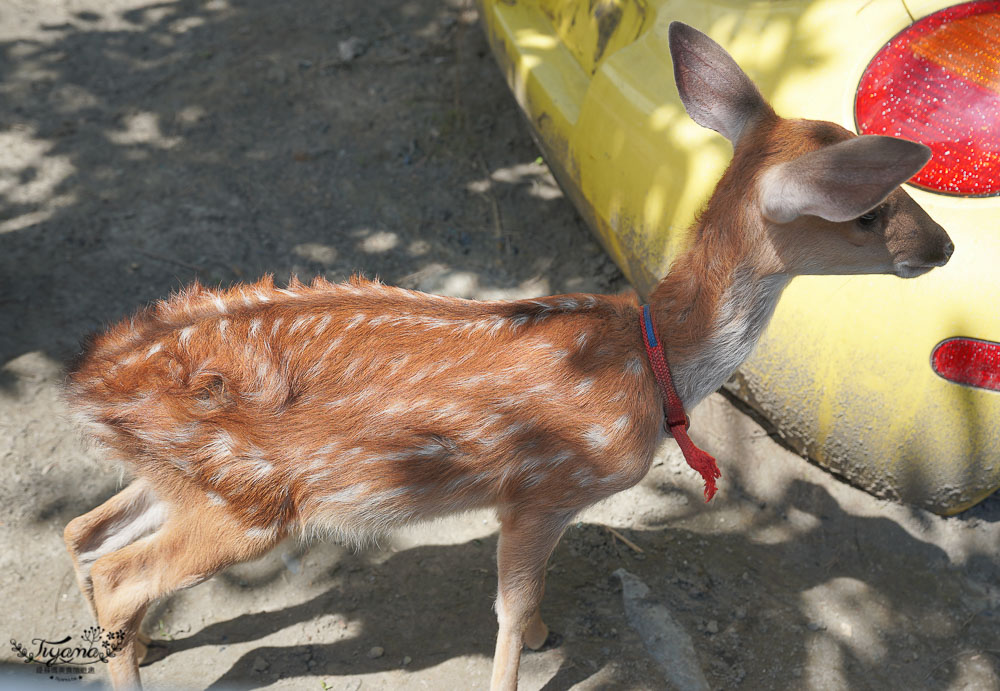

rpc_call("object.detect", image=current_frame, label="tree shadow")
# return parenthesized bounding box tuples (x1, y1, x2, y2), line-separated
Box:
(0, 0, 625, 384)
(5, 0, 998, 689)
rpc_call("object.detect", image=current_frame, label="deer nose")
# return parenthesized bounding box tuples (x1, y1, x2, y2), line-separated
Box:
(943, 238, 955, 261)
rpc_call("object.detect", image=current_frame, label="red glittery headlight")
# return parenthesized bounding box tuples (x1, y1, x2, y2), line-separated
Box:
(855, 1, 1000, 197)
(932, 337, 1000, 391)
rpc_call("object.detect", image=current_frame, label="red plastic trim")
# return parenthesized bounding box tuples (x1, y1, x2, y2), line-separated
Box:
(931, 337, 1000, 392)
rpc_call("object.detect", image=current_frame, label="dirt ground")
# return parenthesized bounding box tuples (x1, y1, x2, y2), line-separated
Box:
(2, 0, 999, 689)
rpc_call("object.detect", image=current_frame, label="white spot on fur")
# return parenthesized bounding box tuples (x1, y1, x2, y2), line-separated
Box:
(550, 449, 573, 466)
(625, 356, 643, 376)
(249, 318, 262, 338)
(246, 521, 281, 540)
(313, 315, 332, 335)
(521, 470, 547, 488)
(381, 400, 408, 416)
(459, 373, 489, 388)
(179, 327, 194, 346)
(146, 343, 162, 358)
(486, 316, 507, 336)
(573, 378, 594, 396)
(584, 424, 609, 451)
(249, 457, 273, 480)
(210, 465, 230, 483)
(600, 469, 634, 486)
(571, 466, 597, 486)
(319, 484, 369, 504)
(445, 471, 491, 493)
(341, 447, 363, 462)
(502, 421, 531, 439)
(611, 414, 631, 434)
(206, 491, 226, 506)
(343, 357, 363, 379)
(206, 430, 235, 460)
(407, 364, 434, 384)
(322, 335, 345, 358)
(289, 316, 312, 335)
(386, 354, 409, 375)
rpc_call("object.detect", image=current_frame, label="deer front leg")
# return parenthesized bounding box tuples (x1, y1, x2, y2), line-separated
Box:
(489, 507, 574, 691)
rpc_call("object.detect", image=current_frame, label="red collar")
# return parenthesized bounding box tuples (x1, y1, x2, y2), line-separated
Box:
(640, 305, 721, 501)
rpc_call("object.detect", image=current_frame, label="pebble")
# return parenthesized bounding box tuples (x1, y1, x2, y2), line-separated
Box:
(338, 37, 367, 62)
(367, 646, 384, 659)
(734, 606, 747, 620)
(252, 655, 269, 672)
(402, 655, 412, 665)
(706, 619, 719, 634)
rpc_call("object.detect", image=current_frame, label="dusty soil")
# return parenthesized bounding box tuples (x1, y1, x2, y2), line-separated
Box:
(1, 0, 998, 689)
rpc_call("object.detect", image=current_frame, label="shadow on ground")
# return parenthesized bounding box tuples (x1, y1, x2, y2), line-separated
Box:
(0, 0, 621, 375)
(117, 465, 1000, 690)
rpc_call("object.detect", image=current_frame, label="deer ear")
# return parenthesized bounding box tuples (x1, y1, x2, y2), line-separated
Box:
(759, 135, 932, 224)
(668, 22, 771, 145)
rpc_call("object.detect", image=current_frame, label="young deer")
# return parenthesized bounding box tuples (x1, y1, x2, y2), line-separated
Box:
(64, 22, 952, 691)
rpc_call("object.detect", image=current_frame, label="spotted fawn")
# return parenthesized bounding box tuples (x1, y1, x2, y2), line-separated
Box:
(64, 22, 952, 690)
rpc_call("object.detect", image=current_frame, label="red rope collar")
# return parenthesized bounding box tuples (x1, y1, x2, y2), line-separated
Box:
(640, 305, 721, 502)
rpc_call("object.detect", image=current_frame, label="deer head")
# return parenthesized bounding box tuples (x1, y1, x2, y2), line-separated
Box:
(668, 21, 954, 279)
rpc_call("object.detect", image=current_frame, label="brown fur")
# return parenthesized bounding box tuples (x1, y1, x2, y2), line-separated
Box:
(68, 276, 662, 538)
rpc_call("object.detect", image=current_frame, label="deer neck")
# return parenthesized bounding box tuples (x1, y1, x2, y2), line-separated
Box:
(647, 222, 790, 410)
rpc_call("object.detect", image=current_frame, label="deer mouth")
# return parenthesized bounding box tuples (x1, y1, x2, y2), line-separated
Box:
(894, 260, 946, 278)
(893, 239, 953, 278)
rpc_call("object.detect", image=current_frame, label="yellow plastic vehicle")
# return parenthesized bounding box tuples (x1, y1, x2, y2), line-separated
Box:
(476, 0, 1000, 514)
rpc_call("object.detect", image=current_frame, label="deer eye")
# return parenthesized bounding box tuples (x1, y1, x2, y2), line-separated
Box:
(857, 210, 879, 228)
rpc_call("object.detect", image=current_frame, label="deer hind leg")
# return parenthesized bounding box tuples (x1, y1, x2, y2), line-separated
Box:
(88, 490, 284, 690)
(64, 479, 166, 619)
(489, 507, 575, 691)
(523, 608, 550, 650)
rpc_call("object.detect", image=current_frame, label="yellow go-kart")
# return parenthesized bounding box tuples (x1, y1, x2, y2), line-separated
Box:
(477, 0, 1000, 514)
